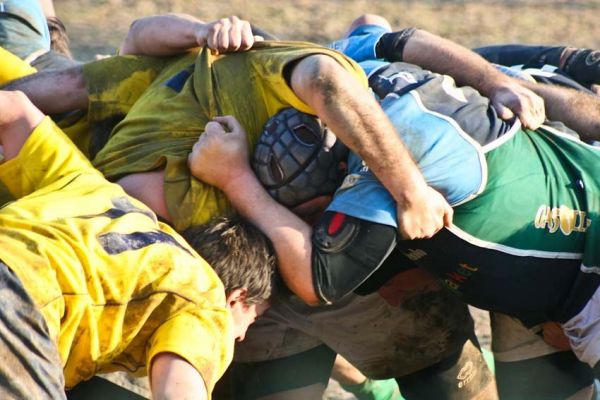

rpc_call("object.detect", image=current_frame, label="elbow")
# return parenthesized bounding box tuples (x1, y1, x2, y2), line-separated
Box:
(285, 273, 329, 307)
(290, 280, 326, 307)
(291, 54, 345, 107)
(302, 295, 323, 307)
(307, 55, 344, 94)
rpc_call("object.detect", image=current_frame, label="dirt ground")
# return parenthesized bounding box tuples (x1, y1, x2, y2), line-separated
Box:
(53, 1, 581, 398)
(323, 308, 491, 400)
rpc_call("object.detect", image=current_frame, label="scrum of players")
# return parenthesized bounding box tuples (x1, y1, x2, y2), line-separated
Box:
(2, 1, 600, 399)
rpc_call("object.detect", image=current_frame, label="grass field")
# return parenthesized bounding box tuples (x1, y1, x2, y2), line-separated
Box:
(58, 0, 600, 61)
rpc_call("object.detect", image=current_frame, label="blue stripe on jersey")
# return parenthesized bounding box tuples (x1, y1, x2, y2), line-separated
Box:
(164, 65, 193, 93)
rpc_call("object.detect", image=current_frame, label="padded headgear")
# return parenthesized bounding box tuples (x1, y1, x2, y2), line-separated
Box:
(252, 108, 348, 207)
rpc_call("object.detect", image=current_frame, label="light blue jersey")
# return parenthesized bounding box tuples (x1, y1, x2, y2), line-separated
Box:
(327, 25, 600, 325)
(327, 25, 511, 226)
(0, 0, 50, 61)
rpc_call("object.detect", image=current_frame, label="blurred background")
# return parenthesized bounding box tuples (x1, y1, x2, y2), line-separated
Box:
(57, 0, 600, 61)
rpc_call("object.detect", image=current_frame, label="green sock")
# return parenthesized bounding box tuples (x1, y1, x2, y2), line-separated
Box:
(482, 348, 495, 375)
(341, 378, 403, 400)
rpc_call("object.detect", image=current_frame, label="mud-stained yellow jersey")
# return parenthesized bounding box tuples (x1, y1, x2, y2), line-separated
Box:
(0, 46, 37, 84)
(82, 42, 367, 231)
(0, 117, 234, 392)
(0, 46, 91, 204)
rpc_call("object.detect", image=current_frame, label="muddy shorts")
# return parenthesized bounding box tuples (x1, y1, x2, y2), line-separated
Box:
(235, 281, 475, 379)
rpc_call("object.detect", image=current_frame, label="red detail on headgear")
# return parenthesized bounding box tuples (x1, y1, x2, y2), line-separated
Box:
(328, 212, 346, 235)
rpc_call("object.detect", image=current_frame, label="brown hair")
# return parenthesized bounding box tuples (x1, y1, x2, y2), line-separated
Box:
(47, 17, 73, 59)
(182, 216, 276, 304)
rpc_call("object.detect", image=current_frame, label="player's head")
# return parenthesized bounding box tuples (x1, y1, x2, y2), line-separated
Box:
(183, 216, 276, 341)
(47, 17, 73, 59)
(252, 108, 348, 221)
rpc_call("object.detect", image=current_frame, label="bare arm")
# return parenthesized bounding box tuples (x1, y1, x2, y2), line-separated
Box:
(290, 55, 452, 239)
(0, 91, 45, 160)
(150, 352, 208, 400)
(188, 116, 319, 304)
(520, 80, 600, 141)
(398, 29, 545, 129)
(120, 14, 261, 56)
(117, 171, 172, 222)
(1, 66, 87, 114)
(351, 14, 545, 130)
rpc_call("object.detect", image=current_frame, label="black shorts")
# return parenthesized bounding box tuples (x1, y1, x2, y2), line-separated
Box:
(401, 228, 600, 325)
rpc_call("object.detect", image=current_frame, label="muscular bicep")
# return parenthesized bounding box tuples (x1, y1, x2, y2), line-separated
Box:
(0, 91, 45, 161)
(150, 352, 208, 400)
(117, 170, 171, 222)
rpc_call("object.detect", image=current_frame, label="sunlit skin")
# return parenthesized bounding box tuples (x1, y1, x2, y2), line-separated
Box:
(290, 195, 332, 227)
(228, 295, 270, 342)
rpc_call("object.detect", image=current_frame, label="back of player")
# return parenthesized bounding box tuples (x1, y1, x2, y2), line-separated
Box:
(0, 95, 233, 398)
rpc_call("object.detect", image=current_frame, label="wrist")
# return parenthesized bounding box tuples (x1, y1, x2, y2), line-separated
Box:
(375, 28, 417, 62)
(474, 67, 507, 96)
(220, 168, 257, 199)
(388, 169, 428, 204)
(193, 22, 209, 47)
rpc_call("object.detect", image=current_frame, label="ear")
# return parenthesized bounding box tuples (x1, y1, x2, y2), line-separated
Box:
(226, 288, 248, 308)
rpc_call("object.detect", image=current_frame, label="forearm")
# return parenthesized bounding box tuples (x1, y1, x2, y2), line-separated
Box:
(221, 170, 320, 305)
(0, 91, 45, 160)
(522, 80, 600, 141)
(120, 14, 204, 56)
(291, 55, 427, 206)
(1, 66, 88, 114)
(120, 14, 257, 56)
(402, 30, 514, 97)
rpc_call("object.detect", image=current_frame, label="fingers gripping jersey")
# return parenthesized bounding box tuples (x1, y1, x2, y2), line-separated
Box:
(0, 119, 233, 391)
(83, 42, 367, 231)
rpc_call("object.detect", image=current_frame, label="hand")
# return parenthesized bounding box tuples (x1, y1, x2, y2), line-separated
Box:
(188, 115, 251, 191)
(195, 16, 263, 54)
(489, 81, 546, 129)
(541, 321, 571, 351)
(397, 185, 453, 240)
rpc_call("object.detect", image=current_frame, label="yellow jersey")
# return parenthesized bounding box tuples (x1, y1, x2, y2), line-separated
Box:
(0, 117, 234, 393)
(0, 46, 90, 204)
(82, 42, 368, 230)
(0, 46, 37, 84)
